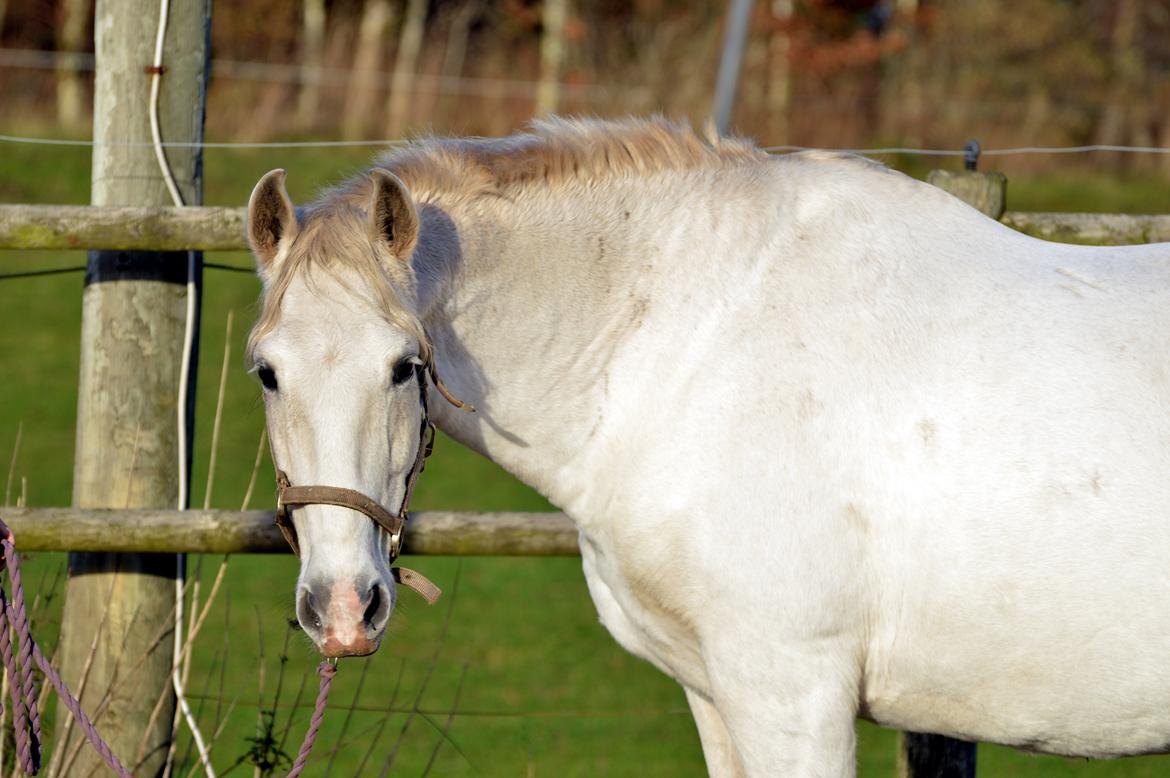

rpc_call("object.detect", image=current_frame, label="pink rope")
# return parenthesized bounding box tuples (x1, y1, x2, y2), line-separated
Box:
(0, 518, 337, 777)
(286, 662, 337, 778)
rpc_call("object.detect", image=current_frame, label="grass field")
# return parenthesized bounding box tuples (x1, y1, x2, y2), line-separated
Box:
(4, 135, 1170, 776)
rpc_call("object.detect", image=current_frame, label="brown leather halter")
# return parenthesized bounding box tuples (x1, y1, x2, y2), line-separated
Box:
(273, 360, 473, 606)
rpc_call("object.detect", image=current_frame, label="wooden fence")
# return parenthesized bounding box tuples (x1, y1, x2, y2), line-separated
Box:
(4, 203, 1170, 252)
(1, 507, 577, 555)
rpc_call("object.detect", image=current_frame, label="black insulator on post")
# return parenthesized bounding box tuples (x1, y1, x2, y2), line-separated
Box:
(964, 140, 981, 171)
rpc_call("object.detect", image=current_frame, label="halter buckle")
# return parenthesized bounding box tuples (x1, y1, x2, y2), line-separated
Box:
(388, 527, 404, 560)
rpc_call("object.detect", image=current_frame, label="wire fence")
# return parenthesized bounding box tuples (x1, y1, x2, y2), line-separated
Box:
(0, 263, 254, 281)
(2, 129, 1170, 157)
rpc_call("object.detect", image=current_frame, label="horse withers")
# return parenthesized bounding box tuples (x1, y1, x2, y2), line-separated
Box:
(246, 117, 1170, 776)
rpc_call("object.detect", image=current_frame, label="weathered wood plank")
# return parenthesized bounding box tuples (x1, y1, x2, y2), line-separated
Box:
(3, 206, 1169, 251)
(0, 508, 580, 556)
(1002, 211, 1170, 245)
(929, 171, 1007, 220)
(0, 204, 245, 251)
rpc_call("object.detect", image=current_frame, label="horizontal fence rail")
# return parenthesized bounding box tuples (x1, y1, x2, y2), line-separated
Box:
(0, 205, 246, 251)
(3, 205, 1170, 251)
(1, 508, 579, 555)
(999, 211, 1170, 244)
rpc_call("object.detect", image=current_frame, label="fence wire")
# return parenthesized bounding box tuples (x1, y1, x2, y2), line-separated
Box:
(3, 130, 1169, 156)
(0, 263, 253, 281)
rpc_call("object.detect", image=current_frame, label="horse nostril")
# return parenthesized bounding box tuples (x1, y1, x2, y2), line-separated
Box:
(361, 582, 391, 632)
(297, 589, 323, 632)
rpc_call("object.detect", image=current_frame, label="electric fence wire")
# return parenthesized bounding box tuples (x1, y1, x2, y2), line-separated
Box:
(3, 131, 1169, 156)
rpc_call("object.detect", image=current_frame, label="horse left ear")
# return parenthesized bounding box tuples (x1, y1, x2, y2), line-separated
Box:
(368, 169, 419, 260)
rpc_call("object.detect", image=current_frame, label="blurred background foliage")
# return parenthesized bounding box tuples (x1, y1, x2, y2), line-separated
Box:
(1, 0, 1169, 172)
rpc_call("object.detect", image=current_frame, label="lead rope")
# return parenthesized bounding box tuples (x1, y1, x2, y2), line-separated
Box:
(286, 660, 336, 778)
(0, 517, 338, 777)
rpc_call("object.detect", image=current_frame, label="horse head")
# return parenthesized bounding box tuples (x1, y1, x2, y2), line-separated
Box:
(245, 167, 432, 657)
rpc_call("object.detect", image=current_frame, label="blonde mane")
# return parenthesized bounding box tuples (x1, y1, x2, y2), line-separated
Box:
(248, 117, 766, 362)
(372, 115, 766, 205)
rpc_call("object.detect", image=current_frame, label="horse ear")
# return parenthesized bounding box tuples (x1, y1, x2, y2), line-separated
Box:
(368, 169, 418, 260)
(247, 169, 297, 276)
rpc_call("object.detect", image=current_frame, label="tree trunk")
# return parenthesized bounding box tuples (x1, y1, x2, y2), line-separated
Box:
(386, 0, 428, 136)
(535, 0, 569, 116)
(56, 0, 90, 128)
(878, 0, 919, 144)
(55, 0, 208, 774)
(295, 0, 327, 129)
(342, 0, 393, 140)
(1095, 0, 1145, 169)
(1161, 106, 1170, 177)
(435, 0, 483, 125)
(766, 0, 793, 145)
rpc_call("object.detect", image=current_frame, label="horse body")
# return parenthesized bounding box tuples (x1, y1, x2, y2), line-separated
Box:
(247, 118, 1170, 776)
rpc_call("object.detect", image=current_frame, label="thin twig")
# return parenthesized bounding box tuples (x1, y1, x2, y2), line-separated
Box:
(252, 606, 266, 778)
(215, 591, 231, 744)
(268, 625, 295, 728)
(203, 310, 234, 512)
(273, 662, 309, 762)
(240, 428, 267, 512)
(4, 422, 22, 507)
(180, 644, 222, 772)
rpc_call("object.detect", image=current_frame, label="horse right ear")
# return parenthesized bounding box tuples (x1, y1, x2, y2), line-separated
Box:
(247, 169, 297, 278)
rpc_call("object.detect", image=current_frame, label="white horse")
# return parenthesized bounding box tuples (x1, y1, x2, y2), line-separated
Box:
(245, 117, 1170, 776)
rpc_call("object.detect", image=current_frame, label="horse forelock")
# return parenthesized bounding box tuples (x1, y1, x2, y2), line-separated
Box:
(245, 202, 432, 367)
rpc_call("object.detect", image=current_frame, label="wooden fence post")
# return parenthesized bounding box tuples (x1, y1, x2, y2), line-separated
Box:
(56, 0, 209, 773)
(894, 164, 1008, 778)
(927, 169, 1008, 220)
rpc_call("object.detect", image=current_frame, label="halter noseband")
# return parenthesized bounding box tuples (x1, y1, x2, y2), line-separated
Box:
(273, 360, 473, 606)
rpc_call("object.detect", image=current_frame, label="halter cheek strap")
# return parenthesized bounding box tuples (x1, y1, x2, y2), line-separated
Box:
(273, 360, 471, 607)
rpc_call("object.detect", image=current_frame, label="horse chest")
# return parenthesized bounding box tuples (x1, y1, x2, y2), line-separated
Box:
(577, 525, 712, 694)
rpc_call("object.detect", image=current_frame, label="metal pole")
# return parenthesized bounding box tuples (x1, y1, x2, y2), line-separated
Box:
(712, 0, 755, 135)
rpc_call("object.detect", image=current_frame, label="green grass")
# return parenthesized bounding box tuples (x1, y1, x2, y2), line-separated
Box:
(3, 139, 1170, 775)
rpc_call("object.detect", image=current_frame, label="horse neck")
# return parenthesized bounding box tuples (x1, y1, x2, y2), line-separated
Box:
(415, 181, 681, 510)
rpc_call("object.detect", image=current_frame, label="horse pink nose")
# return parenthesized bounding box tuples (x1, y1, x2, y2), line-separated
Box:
(296, 578, 392, 657)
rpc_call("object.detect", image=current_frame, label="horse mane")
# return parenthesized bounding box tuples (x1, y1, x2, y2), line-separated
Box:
(322, 115, 768, 207)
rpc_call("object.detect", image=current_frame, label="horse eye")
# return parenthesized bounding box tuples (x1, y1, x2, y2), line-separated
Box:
(257, 366, 278, 391)
(391, 358, 416, 386)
